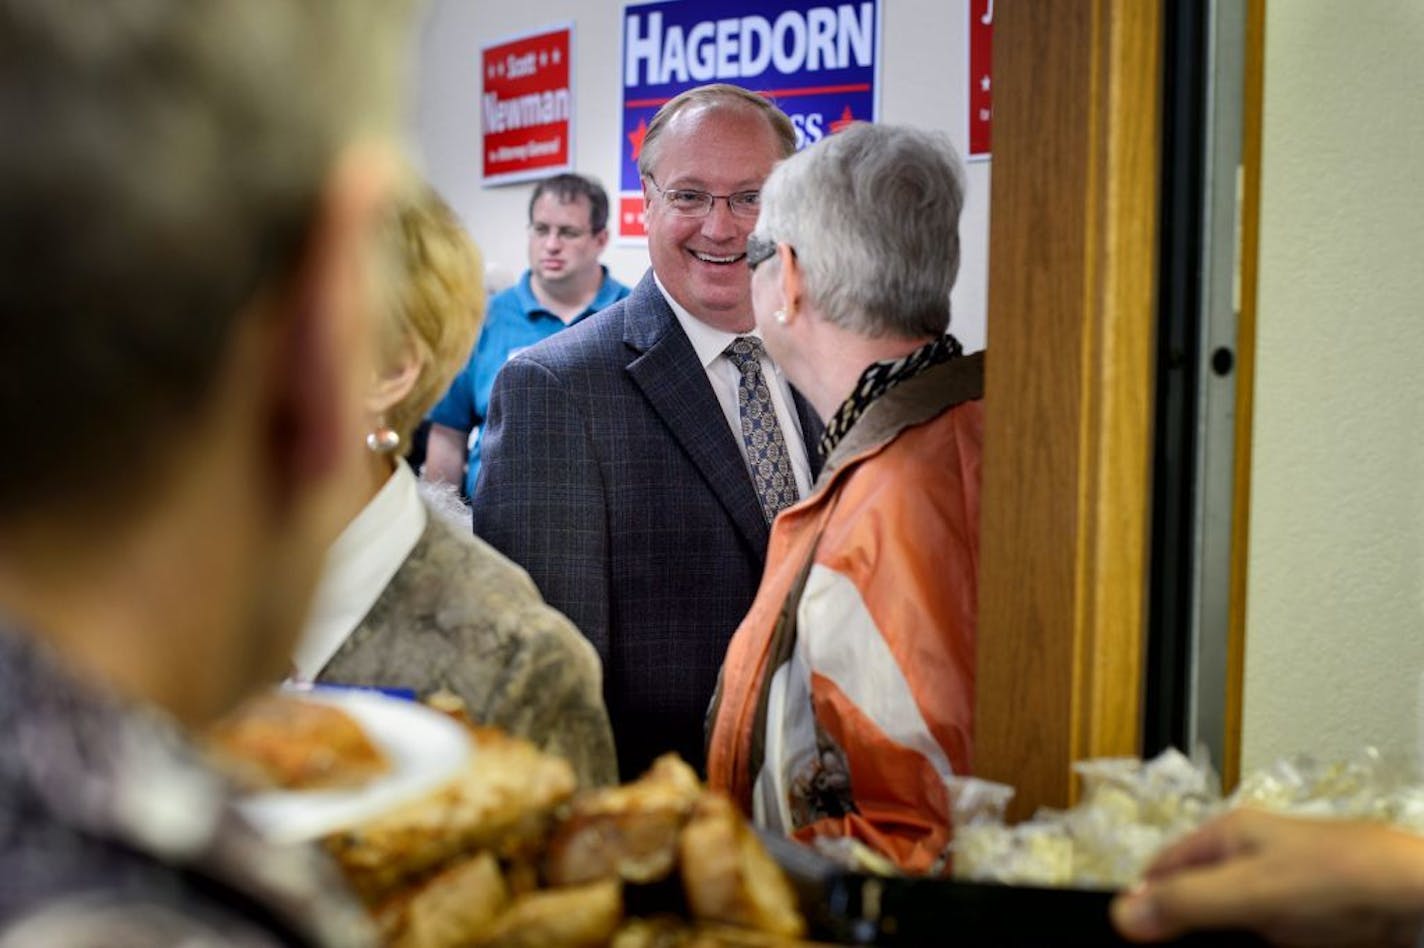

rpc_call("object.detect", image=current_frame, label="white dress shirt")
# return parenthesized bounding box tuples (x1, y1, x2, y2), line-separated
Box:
(654, 275, 813, 501)
(290, 458, 427, 682)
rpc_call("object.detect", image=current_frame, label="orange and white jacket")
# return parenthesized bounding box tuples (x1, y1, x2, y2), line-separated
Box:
(707, 353, 983, 875)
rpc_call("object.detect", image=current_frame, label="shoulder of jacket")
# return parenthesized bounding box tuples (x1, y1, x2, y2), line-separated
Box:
(406, 517, 599, 665)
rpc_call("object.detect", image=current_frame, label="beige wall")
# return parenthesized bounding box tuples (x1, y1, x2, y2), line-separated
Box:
(1242, 1, 1424, 771)
(410, 0, 989, 351)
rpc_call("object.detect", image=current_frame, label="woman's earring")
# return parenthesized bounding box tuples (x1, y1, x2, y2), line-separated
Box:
(774, 308, 788, 325)
(365, 424, 401, 454)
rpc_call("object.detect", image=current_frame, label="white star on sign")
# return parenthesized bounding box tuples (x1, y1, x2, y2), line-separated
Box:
(980, 74, 991, 92)
(539, 51, 548, 66)
(552, 48, 561, 64)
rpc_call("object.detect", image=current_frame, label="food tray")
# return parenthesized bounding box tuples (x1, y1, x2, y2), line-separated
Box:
(760, 834, 1268, 947)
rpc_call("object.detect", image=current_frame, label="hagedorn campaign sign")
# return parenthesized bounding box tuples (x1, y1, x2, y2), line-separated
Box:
(618, 0, 881, 241)
(482, 23, 574, 186)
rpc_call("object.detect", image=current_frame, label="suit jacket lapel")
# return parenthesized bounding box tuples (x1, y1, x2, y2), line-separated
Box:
(623, 274, 771, 558)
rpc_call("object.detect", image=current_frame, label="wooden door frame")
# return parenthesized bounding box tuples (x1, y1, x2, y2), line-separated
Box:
(975, 0, 1163, 820)
(1222, 0, 1265, 792)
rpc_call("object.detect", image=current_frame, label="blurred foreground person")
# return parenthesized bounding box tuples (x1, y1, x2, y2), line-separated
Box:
(0, 1, 413, 943)
(296, 183, 616, 786)
(1112, 808, 1424, 947)
(707, 123, 984, 874)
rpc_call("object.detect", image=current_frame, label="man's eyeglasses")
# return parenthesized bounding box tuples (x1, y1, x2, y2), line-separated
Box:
(645, 176, 761, 219)
(529, 222, 590, 241)
(745, 233, 780, 272)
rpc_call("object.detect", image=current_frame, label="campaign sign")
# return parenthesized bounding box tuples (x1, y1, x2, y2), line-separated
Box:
(968, 0, 992, 160)
(618, 0, 882, 241)
(482, 24, 574, 186)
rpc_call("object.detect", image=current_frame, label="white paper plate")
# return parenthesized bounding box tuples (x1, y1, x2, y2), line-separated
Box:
(235, 687, 471, 844)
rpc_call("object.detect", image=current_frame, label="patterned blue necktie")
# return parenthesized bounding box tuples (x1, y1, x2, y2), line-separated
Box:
(724, 337, 799, 523)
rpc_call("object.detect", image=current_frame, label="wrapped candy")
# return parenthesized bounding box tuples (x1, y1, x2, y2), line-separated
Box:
(948, 774, 1017, 827)
(944, 775, 1074, 885)
(1229, 746, 1423, 825)
(952, 820, 1074, 886)
(952, 746, 1424, 890)
(954, 749, 1222, 888)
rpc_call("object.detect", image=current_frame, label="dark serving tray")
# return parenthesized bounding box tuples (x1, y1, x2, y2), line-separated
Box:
(760, 834, 1269, 947)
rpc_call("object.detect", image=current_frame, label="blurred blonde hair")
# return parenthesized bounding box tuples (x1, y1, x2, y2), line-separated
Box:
(379, 182, 485, 446)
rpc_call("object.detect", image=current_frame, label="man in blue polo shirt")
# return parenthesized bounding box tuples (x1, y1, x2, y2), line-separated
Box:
(424, 173, 630, 497)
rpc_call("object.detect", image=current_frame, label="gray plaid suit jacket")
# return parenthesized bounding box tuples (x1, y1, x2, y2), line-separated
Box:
(472, 271, 822, 779)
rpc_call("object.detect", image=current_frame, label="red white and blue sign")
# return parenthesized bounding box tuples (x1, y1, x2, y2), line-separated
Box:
(481, 23, 575, 186)
(617, 0, 882, 241)
(967, 0, 993, 161)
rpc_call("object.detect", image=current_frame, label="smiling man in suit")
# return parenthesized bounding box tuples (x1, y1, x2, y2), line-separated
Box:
(472, 84, 821, 779)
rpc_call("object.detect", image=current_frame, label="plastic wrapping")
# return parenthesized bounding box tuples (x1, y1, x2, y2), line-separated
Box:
(953, 820, 1075, 886)
(952, 746, 1424, 890)
(1229, 746, 1424, 828)
(948, 774, 1017, 826)
(952, 749, 1220, 889)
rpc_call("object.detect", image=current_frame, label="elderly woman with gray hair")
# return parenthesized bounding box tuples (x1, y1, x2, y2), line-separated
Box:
(707, 122, 984, 875)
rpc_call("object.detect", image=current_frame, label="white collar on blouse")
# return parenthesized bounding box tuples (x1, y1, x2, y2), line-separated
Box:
(290, 458, 426, 682)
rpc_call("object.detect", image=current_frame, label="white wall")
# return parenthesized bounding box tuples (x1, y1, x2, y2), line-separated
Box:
(411, 0, 989, 352)
(1241, 1, 1424, 771)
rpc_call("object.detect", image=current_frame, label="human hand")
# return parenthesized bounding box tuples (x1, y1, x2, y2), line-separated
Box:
(1110, 808, 1424, 947)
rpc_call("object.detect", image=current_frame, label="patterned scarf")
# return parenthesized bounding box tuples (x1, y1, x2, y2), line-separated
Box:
(818, 333, 965, 459)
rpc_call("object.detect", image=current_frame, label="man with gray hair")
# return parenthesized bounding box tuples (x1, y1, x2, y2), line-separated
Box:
(473, 84, 822, 779)
(0, 1, 412, 942)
